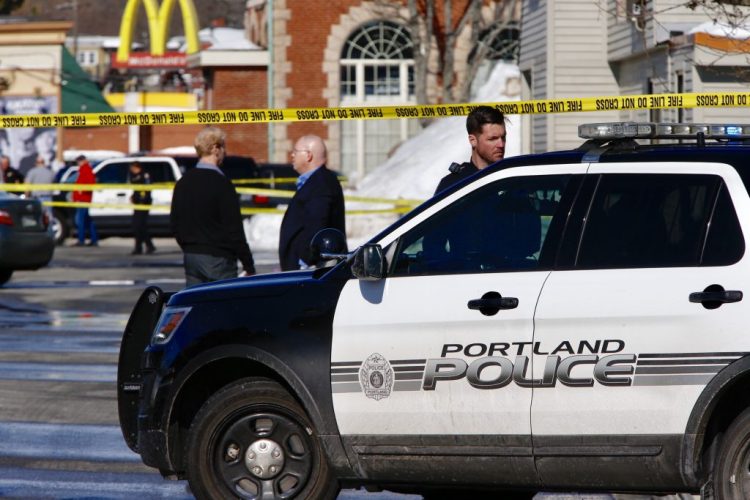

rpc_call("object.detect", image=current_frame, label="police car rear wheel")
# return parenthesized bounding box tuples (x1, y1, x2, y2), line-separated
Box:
(714, 406, 750, 500)
(186, 378, 338, 500)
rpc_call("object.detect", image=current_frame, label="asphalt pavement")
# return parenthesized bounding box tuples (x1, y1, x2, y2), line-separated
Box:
(0, 237, 419, 499)
(0, 237, 696, 499)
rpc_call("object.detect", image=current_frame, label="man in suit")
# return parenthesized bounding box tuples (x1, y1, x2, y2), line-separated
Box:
(279, 135, 346, 271)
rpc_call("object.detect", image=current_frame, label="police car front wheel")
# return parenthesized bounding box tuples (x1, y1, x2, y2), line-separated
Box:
(713, 406, 750, 500)
(185, 377, 338, 500)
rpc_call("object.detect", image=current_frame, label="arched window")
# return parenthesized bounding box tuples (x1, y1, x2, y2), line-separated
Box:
(340, 21, 418, 181)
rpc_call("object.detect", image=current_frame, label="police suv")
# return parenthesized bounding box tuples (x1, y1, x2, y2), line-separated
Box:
(119, 122, 750, 499)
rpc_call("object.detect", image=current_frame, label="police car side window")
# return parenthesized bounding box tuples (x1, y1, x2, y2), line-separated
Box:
(96, 163, 128, 183)
(576, 174, 732, 269)
(142, 162, 171, 183)
(390, 175, 572, 277)
(701, 183, 744, 266)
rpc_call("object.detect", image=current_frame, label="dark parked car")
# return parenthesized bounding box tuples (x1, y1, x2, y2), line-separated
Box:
(0, 193, 55, 285)
(173, 155, 268, 211)
(254, 162, 298, 207)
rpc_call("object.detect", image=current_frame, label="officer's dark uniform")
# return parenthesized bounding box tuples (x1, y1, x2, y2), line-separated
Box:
(434, 161, 479, 195)
(130, 170, 155, 254)
(3, 166, 24, 184)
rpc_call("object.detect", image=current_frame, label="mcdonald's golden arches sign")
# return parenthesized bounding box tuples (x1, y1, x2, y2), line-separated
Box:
(116, 0, 201, 63)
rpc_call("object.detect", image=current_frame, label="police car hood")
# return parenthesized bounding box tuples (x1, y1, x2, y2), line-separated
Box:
(168, 270, 317, 306)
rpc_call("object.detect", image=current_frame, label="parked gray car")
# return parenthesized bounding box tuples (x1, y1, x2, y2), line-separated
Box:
(0, 192, 55, 285)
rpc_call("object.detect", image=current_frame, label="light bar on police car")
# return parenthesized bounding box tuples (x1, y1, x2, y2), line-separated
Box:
(579, 122, 750, 140)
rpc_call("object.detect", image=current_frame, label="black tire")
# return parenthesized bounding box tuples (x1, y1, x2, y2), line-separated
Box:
(713, 406, 750, 499)
(51, 209, 70, 245)
(186, 377, 338, 500)
(0, 269, 11, 286)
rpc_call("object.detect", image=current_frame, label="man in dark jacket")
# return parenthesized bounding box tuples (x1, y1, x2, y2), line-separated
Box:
(279, 135, 346, 271)
(170, 127, 255, 286)
(1, 155, 24, 184)
(434, 106, 506, 194)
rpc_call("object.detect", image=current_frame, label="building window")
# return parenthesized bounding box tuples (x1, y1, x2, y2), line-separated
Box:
(76, 50, 98, 67)
(340, 20, 418, 182)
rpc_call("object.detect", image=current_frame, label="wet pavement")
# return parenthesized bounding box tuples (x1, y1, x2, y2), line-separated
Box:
(0, 238, 695, 499)
(0, 238, 419, 499)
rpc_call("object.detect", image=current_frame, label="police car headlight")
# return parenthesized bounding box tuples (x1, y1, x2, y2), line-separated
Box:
(151, 307, 191, 345)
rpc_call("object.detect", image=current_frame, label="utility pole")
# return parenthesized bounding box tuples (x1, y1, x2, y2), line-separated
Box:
(72, 0, 78, 60)
(56, 0, 79, 60)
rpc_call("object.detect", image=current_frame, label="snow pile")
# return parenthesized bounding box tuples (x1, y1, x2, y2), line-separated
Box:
(355, 62, 521, 201)
(689, 21, 750, 40)
(245, 61, 522, 252)
(168, 27, 261, 52)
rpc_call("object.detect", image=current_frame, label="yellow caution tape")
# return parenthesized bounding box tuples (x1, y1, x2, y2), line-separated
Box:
(233, 178, 299, 185)
(1, 92, 749, 129)
(44, 200, 414, 216)
(4, 183, 424, 208)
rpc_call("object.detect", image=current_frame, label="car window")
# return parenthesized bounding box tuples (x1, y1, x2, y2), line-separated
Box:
(221, 157, 257, 181)
(390, 175, 573, 277)
(702, 183, 744, 266)
(576, 174, 729, 269)
(62, 169, 78, 183)
(96, 163, 129, 184)
(141, 162, 174, 183)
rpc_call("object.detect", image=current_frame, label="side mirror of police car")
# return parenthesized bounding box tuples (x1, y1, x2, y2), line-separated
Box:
(351, 243, 386, 281)
(309, 228, 348, 262)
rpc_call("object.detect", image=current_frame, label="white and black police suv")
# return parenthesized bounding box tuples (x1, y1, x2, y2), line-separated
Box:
(119, 122, 750, 499)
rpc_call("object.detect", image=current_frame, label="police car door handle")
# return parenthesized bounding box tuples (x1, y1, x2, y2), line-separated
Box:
(689, 286, 743, 309)
(468, 291, 518, 316)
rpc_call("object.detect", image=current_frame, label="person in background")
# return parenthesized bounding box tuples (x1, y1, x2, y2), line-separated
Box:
(434, 105, 506, 194)
(279, 134, 346, 271)
(25, 155, 54, 217)
(170, 127, 255, 286)
(72, 154, 98, 247)
(129, 162, 156, 255)
(1, 155, 24, 184)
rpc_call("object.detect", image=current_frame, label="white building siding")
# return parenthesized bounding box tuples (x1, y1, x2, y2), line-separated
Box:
(608, 0, 642, 61)
(520, 0, 549, 152)
(547, 0, 619, 150)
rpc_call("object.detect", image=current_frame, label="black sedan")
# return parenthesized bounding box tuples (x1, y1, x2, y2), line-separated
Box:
(0, 193, 55, 285)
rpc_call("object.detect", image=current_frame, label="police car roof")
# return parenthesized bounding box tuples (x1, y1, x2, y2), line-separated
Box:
(498, 141, 750, 170)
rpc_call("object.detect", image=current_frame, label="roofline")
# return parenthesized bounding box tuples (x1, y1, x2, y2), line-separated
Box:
(0, 21, 73, 34)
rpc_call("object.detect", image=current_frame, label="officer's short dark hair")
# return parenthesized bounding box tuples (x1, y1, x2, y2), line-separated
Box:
(75, 154, 86, 162)
(466, 106, 505, 135)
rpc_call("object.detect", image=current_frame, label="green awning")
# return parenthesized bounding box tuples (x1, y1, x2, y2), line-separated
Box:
(61, 46, 115, 114)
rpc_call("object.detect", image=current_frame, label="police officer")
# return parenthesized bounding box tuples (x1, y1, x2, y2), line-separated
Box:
(129, 161, 156, 255)
(435, 106, 506, 194)
(0, 155, 24, 184)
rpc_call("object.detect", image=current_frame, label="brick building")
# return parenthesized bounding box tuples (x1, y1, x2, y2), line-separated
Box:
(247, 0, 423, 181)
(68, 0, 518, 182)
(235, 0, 518, 180)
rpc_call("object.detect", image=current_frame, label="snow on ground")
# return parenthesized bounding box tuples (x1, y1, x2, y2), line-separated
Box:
(245, 61, 522, 252)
